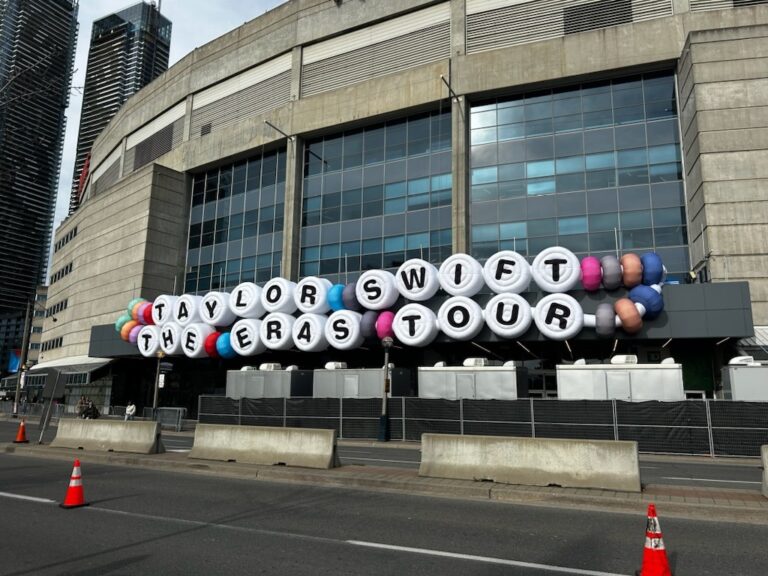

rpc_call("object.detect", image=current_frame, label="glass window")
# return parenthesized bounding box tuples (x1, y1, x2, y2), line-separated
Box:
(469, 72, 685, 263)
(558, 216, 587, 235)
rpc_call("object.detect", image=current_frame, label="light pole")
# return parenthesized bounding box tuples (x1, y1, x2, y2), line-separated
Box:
(152, 350, 165, 417)
(12, 299, 33, 418)
(378, 336, 393, 442)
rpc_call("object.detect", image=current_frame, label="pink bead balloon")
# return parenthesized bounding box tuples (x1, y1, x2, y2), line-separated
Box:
(375, 310, 395, 339)
(581, 256, 603, 292)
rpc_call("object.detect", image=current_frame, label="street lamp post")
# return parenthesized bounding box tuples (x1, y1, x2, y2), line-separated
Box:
(152, 350, 165, 417)
(12, 299, 33, 418)
(378, 336, 393, 442)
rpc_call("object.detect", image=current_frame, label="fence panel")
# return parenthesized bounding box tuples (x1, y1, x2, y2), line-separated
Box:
(709, 402, 768, 457)
(194, 396, 768, 456)
(616, 401, 710, 454)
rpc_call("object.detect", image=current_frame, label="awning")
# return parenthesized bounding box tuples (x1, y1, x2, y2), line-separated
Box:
(29, 356, 112, 375)
(737, 325, 768, 355)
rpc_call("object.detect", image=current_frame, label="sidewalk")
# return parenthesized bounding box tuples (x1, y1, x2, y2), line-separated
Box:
(4, 439, 767, 526)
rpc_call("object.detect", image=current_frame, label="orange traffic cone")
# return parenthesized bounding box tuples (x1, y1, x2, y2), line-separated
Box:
(13, 419, 29, 443)
(637, 503, 672, 576)
(60, 459, 88, 509)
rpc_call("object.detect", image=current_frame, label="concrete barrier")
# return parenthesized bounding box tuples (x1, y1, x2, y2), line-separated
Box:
(762, 445, 767, 499)
(51, 420, 164, 454)
(189, 424, 339, 469)
(419, 434, 641, 492)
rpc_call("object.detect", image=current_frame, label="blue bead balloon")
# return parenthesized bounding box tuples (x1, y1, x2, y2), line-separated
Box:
(215, 332, 238, 359)
(628, 285, 664, 320)
(640, 252, 664, 286)
(327, 284, 345, 311)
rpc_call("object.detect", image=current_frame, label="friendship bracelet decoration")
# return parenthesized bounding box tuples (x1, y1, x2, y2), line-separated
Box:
(116, 246, 666, 359)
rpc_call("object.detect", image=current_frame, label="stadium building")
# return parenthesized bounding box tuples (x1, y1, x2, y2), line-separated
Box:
(37, 0, 768, 415)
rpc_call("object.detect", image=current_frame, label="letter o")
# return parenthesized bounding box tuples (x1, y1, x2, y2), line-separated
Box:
(261, 278, 298, 314)
(438, 297, 485, 341)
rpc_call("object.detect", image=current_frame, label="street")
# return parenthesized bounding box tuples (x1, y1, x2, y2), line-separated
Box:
(1, 452, 767, 576)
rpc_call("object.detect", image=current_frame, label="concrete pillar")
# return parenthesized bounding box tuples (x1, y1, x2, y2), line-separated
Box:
(450, 0, 466, 57)
(117, 137, 128, 179)
(182, 95, 194, 142)
(451, 94, 469, 254)
(290, 46, 303, 101)
(281, 135, 303, 280)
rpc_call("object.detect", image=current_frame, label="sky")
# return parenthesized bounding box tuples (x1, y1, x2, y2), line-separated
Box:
(54, 0, 285, 227)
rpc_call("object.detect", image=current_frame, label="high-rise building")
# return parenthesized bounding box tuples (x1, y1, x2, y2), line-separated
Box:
(69, 1, 171, 214)
(0, 0, 78, 371)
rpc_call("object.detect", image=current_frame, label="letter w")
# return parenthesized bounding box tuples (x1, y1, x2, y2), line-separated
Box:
(400, 267, 426, 291)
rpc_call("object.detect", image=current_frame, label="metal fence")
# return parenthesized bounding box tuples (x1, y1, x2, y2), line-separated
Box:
(198, 396, 768, 457)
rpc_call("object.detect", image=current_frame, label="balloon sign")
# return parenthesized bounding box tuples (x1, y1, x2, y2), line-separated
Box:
(122, 247, 667, 358)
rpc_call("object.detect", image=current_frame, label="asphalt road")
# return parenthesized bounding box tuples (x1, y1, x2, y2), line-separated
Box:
(1, 419, 763, 490)
(1, 453, 767, 576)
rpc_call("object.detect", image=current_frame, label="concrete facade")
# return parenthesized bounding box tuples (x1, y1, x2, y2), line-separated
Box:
(679, 25, 768, 323)
(44, 165, 187, 361)
(45, 0, 768, 363)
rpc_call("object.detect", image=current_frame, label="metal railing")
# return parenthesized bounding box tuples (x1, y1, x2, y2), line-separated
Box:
(198, 396, 768, 457)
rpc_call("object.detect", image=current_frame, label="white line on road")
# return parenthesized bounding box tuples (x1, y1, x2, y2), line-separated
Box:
(347, 540, 631, 576)
(662, 477, 761, 485)
(166, 449, 190, 453)
(0, 491, 56, 504)
(342, 457, 418, 464)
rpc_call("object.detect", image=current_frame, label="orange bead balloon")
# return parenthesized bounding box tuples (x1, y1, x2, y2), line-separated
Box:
(620, 253, 643, 288)
(615, 298, 642, 334)
(131, 301, 144, 321)
(120, 320, 139, 341)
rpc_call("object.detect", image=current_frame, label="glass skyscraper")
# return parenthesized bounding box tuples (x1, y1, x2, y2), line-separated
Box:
(0, 0, 78, 369)
(69, 1, 171, 214)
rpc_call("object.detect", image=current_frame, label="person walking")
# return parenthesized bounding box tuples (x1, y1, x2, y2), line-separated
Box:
(125, 401, 136, 421)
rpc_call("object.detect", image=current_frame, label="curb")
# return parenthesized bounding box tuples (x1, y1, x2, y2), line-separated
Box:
(4, 442, 767, 525)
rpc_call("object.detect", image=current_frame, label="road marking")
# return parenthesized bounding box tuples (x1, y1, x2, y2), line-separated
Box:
(0, 491, 56, 504)
(347, 540, 630, 576)
(342, 457, 418, 464)
(51, 505, 630, 575)
(662, 477, 761, 485)
(166, 449, 190, 453)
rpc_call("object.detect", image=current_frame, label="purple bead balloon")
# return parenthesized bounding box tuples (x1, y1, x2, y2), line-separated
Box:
(128, 324, 142, 344)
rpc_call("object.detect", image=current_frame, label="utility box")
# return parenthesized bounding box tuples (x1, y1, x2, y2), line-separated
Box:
(556, 357, 684, 401)
(312, 367, 415, 398)
(226, 367, 313, 399)
(418, 363, 528, 400)
(721, 356, 768, 401)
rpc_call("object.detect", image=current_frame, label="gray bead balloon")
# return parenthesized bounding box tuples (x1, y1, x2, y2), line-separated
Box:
(595, 302, 616, 337)
(342, 282, 362, 311)
(600, 255, 622, 291)
(360, 310, 379, 338)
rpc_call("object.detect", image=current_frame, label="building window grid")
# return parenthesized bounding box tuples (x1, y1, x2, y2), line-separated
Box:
(186, 148, 286, 293)
(468, 72, 689, 280)
(300, 111, 453, 282)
